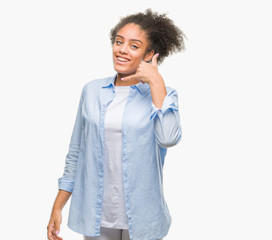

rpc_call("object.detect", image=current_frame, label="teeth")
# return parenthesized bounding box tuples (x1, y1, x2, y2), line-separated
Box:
(117, 57, 129, 62)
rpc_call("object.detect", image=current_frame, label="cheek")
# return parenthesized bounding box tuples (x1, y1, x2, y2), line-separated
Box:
(112, 47, 117, 55)
(112, 45, 119, 53)
(132, 52, 145, 64)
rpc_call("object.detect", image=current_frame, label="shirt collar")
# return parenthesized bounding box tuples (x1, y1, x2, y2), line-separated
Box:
(101, 75, 116, 88)
(102, 74, 150, 95)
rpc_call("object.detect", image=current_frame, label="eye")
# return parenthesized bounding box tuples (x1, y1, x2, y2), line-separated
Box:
(115, 40, 122, 45)
(131, 44, 139, 49)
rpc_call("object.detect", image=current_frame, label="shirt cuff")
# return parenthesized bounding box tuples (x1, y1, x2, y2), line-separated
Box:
(150, 95, 178, 121)
(58, 178, 74, 192)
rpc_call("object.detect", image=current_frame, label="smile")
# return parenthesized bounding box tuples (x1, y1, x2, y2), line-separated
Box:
(117, 56, 130, 62)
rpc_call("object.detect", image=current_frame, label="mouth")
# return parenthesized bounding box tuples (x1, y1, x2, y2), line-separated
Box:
(116, 56, 130, 63)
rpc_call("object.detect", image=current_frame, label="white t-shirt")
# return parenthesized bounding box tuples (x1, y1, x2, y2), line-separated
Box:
(101, 85, 130, 229)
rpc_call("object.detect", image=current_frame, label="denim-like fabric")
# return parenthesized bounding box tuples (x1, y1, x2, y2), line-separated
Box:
(83, 227, 163, 240)
(58, 75, 182, 240)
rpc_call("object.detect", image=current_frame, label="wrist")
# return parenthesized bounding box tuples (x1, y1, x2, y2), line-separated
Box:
(149, 73, 163, 86)
(52, 209, 62, 217)
(52, 205, 63, 213)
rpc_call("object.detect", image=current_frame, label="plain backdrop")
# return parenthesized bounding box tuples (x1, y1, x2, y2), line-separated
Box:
(0, 0, 271, 239)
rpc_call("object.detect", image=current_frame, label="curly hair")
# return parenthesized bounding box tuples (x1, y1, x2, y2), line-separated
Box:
(110, 9, 186, 64)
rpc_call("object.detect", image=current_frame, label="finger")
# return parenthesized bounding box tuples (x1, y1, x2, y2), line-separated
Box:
(54, 220, 61, 236)
(47, 229, 53, 240)
(121, 74, 138, 82)
(47, 223, 54, 240)
(152, 53, 159, 66)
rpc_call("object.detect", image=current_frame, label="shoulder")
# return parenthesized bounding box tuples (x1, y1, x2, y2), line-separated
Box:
(83, 75, 113, 90)
(81, 75, 115, 96)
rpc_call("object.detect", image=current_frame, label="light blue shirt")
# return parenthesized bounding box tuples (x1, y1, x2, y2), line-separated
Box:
(58, 75, 182, 240)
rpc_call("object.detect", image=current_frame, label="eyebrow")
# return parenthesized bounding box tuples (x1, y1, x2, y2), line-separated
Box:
(116, 35, 143, 44)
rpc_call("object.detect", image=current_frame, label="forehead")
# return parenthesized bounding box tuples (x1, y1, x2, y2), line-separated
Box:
(116, 23, 148, 42)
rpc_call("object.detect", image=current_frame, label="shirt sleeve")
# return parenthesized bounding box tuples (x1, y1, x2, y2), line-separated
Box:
(150, 87, 182, 148)
(57, 86, 85, 192)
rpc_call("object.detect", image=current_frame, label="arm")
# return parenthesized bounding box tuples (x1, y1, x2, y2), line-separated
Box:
(47, 190, 71, 240)
(121, 53, 167, 109)
(147, 69, 182, 148)
(149, 72, 167, 109)
(51, 189, 72, 212)
(150, 88, 182, 148)
(47, 86, 85, 240)
(120, 53, 182, 148)
(58, 86, 85, 192)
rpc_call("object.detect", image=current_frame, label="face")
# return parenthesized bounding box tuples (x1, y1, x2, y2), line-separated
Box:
(112, 23, 154, 77)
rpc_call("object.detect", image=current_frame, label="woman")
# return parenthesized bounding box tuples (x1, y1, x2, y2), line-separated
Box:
(47, 9, 185, 240)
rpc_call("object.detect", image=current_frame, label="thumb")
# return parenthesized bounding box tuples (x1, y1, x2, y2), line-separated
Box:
(152, 53, 159, 66)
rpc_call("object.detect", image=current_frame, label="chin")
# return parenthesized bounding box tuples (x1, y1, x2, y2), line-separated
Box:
(114, 65, 136, 76)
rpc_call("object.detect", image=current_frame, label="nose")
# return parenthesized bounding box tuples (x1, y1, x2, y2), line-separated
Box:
(119, 44, 128, 54)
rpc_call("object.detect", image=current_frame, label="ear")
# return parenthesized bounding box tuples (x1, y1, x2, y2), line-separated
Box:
(143, 50, 155, 62)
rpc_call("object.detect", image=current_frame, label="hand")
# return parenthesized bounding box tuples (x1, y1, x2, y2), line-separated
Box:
(47, 210, 63, 240)
(121, 53, 161, 85)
